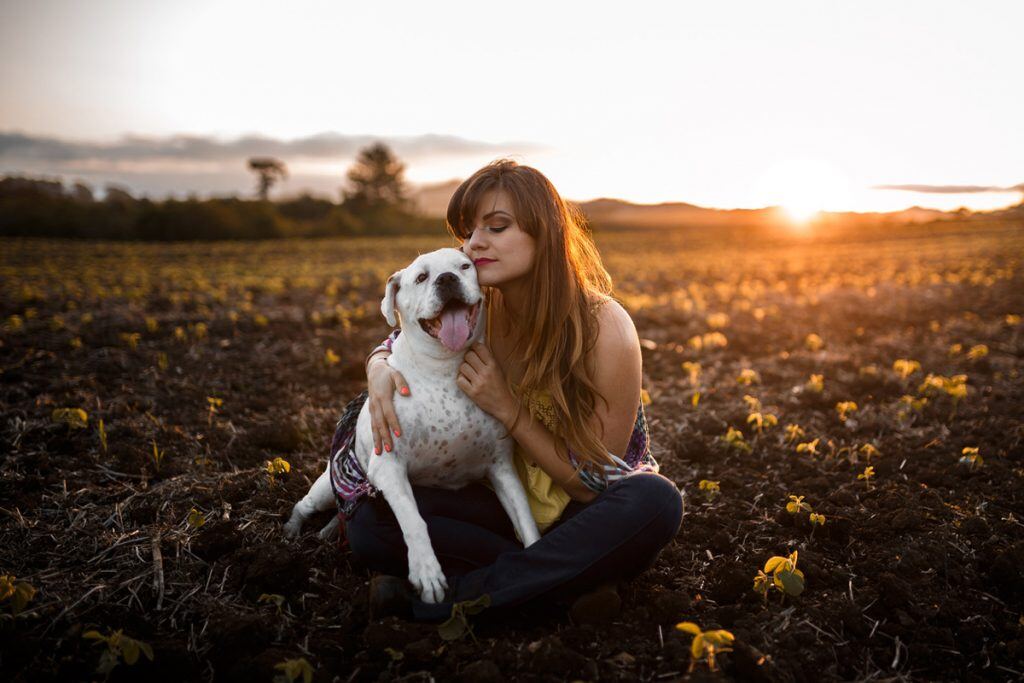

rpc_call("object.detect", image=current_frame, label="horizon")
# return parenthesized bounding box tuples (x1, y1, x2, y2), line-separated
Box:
(2, 1, 1022, 214)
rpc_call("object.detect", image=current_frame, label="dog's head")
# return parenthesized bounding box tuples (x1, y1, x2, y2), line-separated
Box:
(381, 248, 483, 353)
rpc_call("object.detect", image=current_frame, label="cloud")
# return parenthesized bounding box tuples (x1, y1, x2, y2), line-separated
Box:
(0, 129, 544, 198)
(872, 183, 1024, 194)
(0, 130, 542, 166)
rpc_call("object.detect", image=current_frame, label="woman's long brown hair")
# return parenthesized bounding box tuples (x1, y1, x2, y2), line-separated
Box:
(446, 159, 619, 473)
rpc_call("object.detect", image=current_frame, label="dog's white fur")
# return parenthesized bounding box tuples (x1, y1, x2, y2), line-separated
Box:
(283, 248, 541, 603)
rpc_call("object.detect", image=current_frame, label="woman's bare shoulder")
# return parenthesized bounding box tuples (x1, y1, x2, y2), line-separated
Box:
(593, 297, 639, 346)
(588, 296, 641, 376)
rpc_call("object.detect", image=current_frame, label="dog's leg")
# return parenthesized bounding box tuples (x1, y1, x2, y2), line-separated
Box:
(369, 460, 449, 604)
(487, 453, 542, 547)
(317, 515, 340, 540)
(283, 465, 335, 539)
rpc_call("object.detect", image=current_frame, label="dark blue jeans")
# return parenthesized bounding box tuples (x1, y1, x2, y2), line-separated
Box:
(345, 472, 683, 621)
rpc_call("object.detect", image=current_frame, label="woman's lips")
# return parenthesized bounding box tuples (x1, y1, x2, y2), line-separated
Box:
(474, 258, 496, 266)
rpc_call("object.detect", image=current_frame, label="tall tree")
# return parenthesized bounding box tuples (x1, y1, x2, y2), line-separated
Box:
(341, 142, 409, 213)
(247, 157, 288, 201)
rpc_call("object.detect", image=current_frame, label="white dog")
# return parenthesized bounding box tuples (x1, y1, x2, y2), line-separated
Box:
(284, 248, 541, 603)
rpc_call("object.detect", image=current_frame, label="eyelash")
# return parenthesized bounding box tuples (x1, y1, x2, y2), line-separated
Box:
(466, 226, 506, 238)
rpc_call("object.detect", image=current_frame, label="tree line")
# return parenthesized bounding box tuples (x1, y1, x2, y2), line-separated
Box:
(0, 143, 443, 240)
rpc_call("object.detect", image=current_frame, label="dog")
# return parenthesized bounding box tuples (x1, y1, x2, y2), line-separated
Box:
(283, 247, 541, 603)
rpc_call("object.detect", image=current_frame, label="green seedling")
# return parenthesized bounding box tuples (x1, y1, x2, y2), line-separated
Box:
(747, 411, 778, 435)
(892, 359, 921, 380)
(273, 657, 313, 683)
(52, 407, 88, 429)
(753, 570, 772, 605)
(742, 395, 761, 412)
(324, 348, 340, 366)
(795, 438, 819, 455)
(784, 424, 805, 445)
(266, 457, 291, 488)
(0, 574, 36, 615)
(722, 426, 752, 454)
(857, 465, 875, 488)
(98, 419, 108, 454)
(157, 352, 169, 371)
(206, 396, 222, 426)
(258, 593, 286, 615)
(858, 443, 880, 461)
(82, 628, 154, 681)
(896, 394, 928, 424)
(805, 333, 824, 351)
(966, 344, 988, 360)
(785, 495, 812, 515)
(5, 314, 24, 332)
(150, 440, 164, 474)
(438, 594, 491, 642)
(958, 446, 983, 471)
(809, 512, 826, 538)
(762, 550, 805, 600)
(119, 332, 141, 350)
(835, 401, 858, 422)
(721, 426, 752, 454)
(736, 368, 760, 385)
(675, 621, 735, 672)
(698, 480, 720, 501)
(682, 361, 701, 386)
(918, 373, 967, 416)
(805, 373, 824, 393)
(186, 508, 206, 529)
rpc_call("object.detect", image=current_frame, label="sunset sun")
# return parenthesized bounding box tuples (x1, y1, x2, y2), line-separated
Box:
(754, 159, 853, 225)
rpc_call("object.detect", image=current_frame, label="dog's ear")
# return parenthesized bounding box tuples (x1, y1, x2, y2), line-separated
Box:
(381, 269, 403, 327)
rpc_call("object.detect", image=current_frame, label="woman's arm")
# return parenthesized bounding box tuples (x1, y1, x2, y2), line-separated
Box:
(505, 408, 602, 503)
(519, 300, 642, 501)
(364, 330, 410, 455)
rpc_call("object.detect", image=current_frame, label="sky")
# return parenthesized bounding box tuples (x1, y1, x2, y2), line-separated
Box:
(1, 0, 1022, 213)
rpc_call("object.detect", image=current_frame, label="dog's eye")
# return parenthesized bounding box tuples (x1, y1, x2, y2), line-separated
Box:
(415, 272, 428, 284)
(460, 263, 471, 270)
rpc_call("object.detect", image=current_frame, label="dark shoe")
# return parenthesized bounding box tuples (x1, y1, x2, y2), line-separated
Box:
(369, 574, 415, 620)
(569, 582, 621, 625)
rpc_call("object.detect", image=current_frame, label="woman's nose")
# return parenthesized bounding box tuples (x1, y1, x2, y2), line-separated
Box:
(467, 228, 487, 251)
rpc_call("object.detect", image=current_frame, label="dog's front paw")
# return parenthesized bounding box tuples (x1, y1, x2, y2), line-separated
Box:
(282, 519, 303, 539)
(408, 553, 448, 604)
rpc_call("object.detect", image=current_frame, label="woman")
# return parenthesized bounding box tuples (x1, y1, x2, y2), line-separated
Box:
(334, 160, 682, 622)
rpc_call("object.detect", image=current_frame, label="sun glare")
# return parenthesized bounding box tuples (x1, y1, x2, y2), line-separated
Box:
(754, 159, 853, 226)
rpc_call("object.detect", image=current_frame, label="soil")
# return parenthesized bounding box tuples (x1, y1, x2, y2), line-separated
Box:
(2, 223, 1023, 681)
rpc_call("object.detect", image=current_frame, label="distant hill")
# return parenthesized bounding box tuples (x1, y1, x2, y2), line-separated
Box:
(411, 181, 1014, 227)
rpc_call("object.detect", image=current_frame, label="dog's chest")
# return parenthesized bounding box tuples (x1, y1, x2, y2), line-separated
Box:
(392, 379, 507, 486)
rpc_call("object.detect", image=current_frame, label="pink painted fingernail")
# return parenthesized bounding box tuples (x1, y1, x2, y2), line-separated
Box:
(393, 428, 401, 437)
(374, 446, 381, 455)
(400, 387, 410, 396)
(384, 443, 392, 453)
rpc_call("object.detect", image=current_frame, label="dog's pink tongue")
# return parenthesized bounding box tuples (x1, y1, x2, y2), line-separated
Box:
(439, 306, 470, 351)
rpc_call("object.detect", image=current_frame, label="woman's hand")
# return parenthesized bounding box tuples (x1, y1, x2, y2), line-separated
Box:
(366, 354, 410, 455)
(457, 341, 517, 427)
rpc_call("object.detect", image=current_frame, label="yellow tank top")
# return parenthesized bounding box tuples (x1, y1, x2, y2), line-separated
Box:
(486, 295, 572, 531)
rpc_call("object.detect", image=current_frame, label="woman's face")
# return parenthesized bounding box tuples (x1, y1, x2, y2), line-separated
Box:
(460, 189, 536, 289)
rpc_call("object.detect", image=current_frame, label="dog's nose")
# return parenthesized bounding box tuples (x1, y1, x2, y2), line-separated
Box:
(434, 272, 461, 300)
